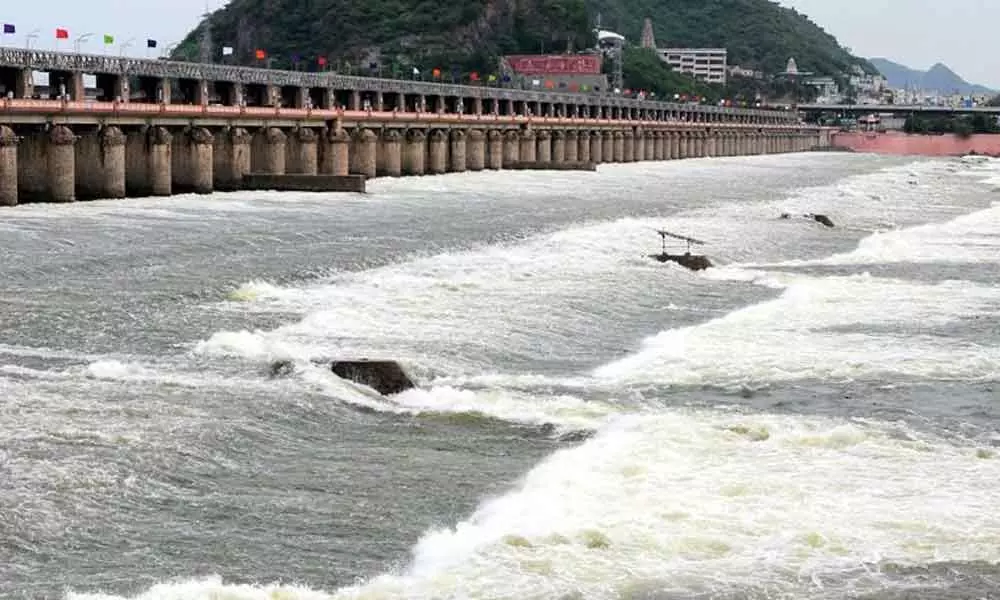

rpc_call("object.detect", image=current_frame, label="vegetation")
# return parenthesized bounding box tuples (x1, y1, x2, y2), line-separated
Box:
(903, 113, 1000, 137)
(174, 0, 872, 99)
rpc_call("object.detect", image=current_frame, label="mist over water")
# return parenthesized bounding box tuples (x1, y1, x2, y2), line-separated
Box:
(1, 153, 999, 599)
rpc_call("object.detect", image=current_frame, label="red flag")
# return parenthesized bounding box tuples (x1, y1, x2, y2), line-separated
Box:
(470, 71, 479, 81)
(431, 67, 441, 78)
(255, 49, 266, 60)
(317, 56, 327, 66)
(55, 28, 69, 39)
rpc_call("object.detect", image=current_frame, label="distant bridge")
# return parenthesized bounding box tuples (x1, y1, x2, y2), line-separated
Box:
(797, 103, 1000, 115)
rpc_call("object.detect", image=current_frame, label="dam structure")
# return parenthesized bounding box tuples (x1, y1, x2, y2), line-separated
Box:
(0, 46, 833, 205)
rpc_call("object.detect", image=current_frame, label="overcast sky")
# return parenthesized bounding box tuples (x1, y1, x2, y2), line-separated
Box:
(2, 0, 997, 87)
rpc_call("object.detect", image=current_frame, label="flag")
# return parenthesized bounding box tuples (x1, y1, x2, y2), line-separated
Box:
(291, 53, 301, 63)
(544, 80, 554, 89)
(431, 67, 441, 78)
(255, 49, 266, 60)
(470, 72, 479, 81)
(146, 39, 157, 48)
(501, 74, 511, 83)
(580, 84, 589, 92)
(412, 66, 420, 76)
(531, 79, 540, 87)
(103, 34, 114, 45)
(2, 24, 14, 34)
(55, 28, 69, 39)
(487, 73, 497, 82)
(222, 46, 234, 56)
(317, 56, 327, 66)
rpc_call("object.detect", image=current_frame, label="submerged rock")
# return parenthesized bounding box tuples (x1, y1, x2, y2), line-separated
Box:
(648, 253, 713, 271)
(269, 359, 296, 378)
(331, 359, 416, 396)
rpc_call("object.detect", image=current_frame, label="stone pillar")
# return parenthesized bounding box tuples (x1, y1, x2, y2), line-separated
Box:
(253, 127, 286, 175)
(551, 130, 566, 164)
(0, 126, 18, 206)
(449, 129, 467, 172)
(486, 130, 503, 170)
(352, 128, 377, 178)
(286, 128, 318, 175)
(677, 132, 688, 159)
(644, 131, 655, 161)
(671, 131, 682, 159)
(125, 126, 171, 197)
(467, 129, 486, 171)
(622, 130, 634, 162)
(705, 132, 717, 158)
(320, 128, 351, 176)
(381, 130, 403, 176)
(75, 126, 125, 200)
(600, 131, 612, 162)
(213, 127, 251, 191)
(578, 131, 592, 164)
(404, 129, 426, 175)
(613, 131, 625, 162)
(563, 130, 577, 163)
(653, 131, 665, 160)
(694, 132, 705, 158)
(519, 130, 536, 163)
(172, 127, 213, 194)
(47, 126, 76, 202)
(502, 130, 520, 168)
(633, 130, 645, 161)
(427, 129, 448, 174)
(536, 130, 551, 164)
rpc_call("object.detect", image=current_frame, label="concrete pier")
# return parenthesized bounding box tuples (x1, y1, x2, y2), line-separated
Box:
(449, 129, 467, 173)
(172, 127, 213, 194)
(503, 130, 520, 168)
(0, 126, 17, 206)
(486, 130, 503, 170)
(351, 128, 377, 178)
(75, 126, 125, 200)
(563, 130, 576, 163)
(520, 130, 536, 163)
(404, 129, 426, 175)
(601, 131, 613, 163)
(623, 130, 634, 162)
(427, 129, 447, 175)
(45, 126, 77, 202)
(536, 130, 551, 165)
(381, 130, 403, 177)
(253, 127, 286, 175)
(287, 128, 318, 175)
(321, 128, 350, 176)
(213, 127, 251, 191)
(467, 129, 486, 172)
(613, 131, 625, 162)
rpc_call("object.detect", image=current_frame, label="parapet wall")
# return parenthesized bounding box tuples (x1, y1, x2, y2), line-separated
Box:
(831, 131, 1000, 157)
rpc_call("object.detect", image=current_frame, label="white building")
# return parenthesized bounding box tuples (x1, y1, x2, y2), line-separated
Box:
(656, 48, 728, 85)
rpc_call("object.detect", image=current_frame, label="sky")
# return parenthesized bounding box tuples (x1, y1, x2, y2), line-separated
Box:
(1, 0, 998, 88)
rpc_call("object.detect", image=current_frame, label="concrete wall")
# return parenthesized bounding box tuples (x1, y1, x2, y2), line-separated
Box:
(832, 131, 1000, 156)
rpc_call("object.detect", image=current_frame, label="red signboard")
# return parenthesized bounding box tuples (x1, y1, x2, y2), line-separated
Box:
(505, 55, 602, 76)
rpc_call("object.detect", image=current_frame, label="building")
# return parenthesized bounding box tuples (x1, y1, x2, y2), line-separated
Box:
(656, 47, 728, 85)
(502, 54, 610, 94)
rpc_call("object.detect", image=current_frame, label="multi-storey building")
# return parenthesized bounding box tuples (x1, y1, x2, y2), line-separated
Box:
(656, 47, 728, 85)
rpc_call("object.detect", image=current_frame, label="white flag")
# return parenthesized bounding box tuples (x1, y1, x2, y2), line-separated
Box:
(412, 66, 420, 75)
(222, 46, 234, 56)
(532, 79, 540, 86)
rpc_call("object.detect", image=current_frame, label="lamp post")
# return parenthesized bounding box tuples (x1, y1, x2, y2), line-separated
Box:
(74, 33, 94, 53)
(25, 29, 40, 49)
(120, 37, 136, 57)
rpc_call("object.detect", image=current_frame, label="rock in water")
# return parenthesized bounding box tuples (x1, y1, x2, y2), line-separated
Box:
(811, 214, 835, 228)
(330, 360, 416, 396)
(269, 359, 296, 378)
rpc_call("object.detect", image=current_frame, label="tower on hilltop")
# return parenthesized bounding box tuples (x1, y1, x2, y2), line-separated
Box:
(640, 18, 656, 49)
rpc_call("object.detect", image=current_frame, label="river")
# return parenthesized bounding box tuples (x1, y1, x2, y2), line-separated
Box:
(2, 152, 999, 599)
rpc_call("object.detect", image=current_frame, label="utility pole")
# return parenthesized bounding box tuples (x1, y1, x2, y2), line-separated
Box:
(199, 1, 213, 64)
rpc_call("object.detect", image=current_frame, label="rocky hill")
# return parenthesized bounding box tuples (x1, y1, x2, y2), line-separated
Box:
(175, 0, 872, 92)
(869, 58, 995, 95)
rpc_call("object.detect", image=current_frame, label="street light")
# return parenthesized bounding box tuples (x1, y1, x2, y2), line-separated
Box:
(25, 29, 40, 49)
(74, 33, 94, 53)
(120, 37, 136, 57)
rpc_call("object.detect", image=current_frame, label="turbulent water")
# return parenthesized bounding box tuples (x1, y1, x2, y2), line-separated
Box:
(2, 153, 999, 600)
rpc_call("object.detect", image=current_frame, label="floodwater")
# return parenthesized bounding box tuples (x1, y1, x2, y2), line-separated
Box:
(2, 152, 999, 599)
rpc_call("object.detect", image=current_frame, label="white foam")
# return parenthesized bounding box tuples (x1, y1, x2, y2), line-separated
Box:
(70, 411, 1000, 600)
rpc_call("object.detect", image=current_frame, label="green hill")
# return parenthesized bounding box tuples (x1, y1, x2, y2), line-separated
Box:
(175, 0, 871, 98)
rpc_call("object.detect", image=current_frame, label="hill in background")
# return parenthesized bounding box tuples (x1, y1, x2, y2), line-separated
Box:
(175, 0, 873, 99)
(869, 58, 996, 95)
